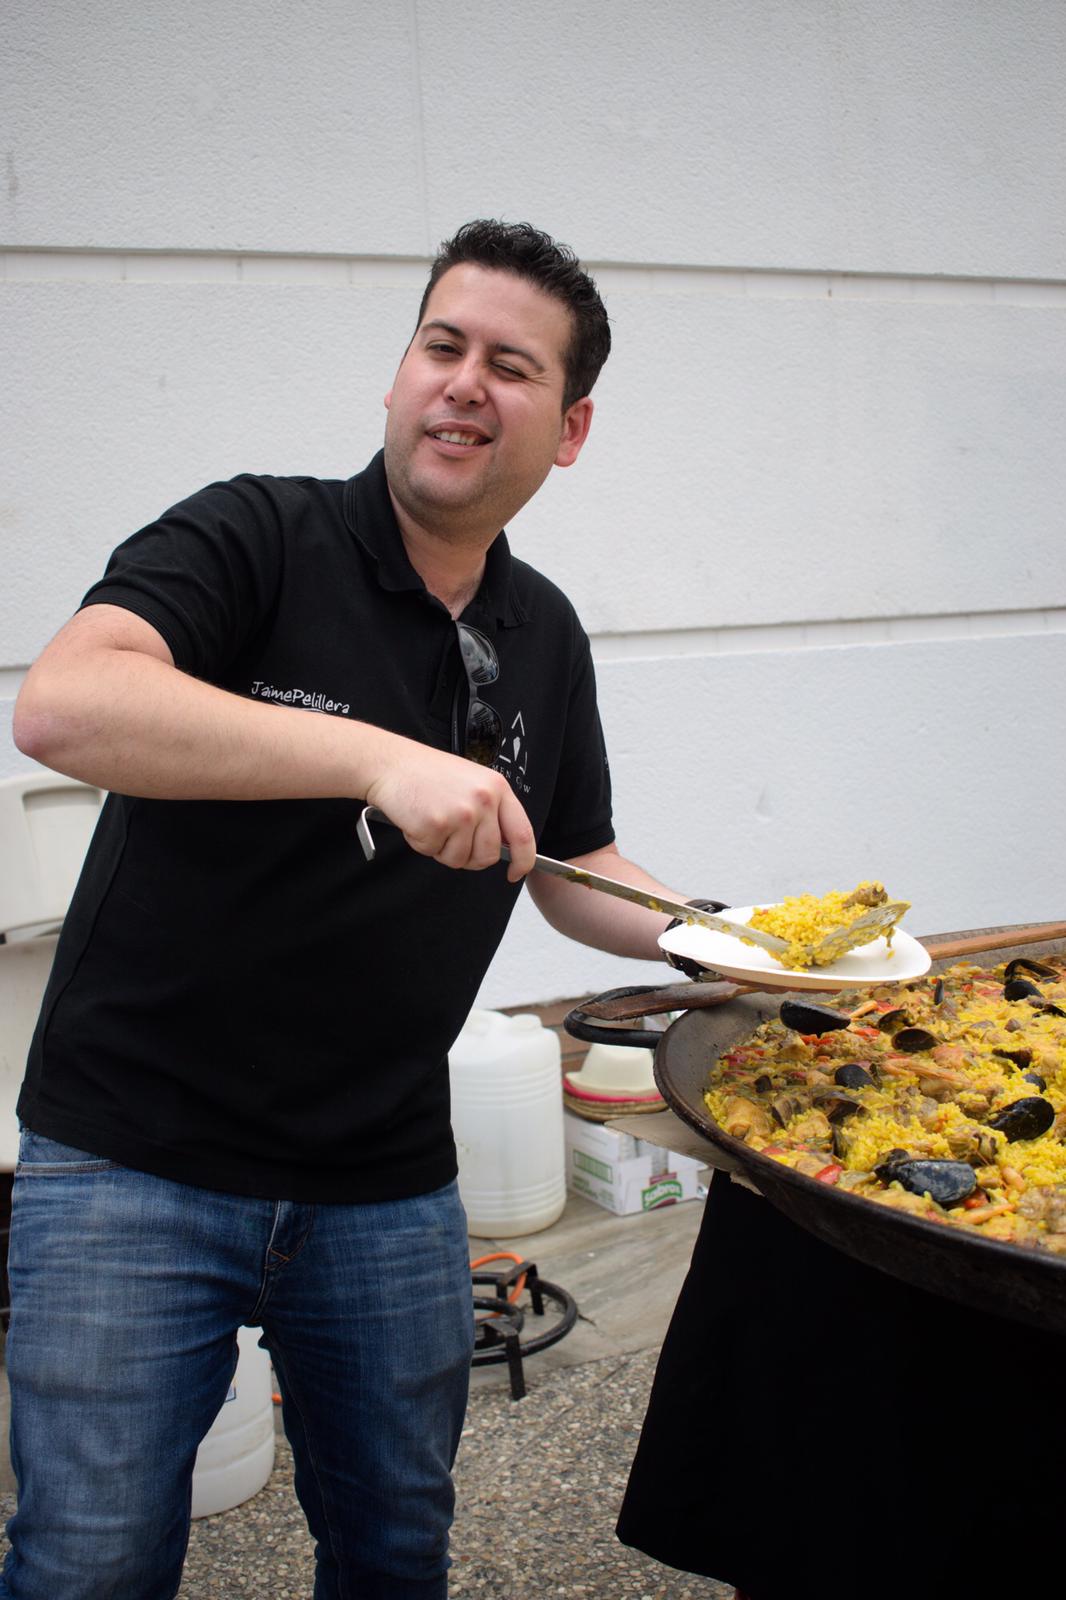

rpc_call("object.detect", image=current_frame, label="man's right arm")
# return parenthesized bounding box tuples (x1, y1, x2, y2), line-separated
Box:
(13, 604, 536, 880)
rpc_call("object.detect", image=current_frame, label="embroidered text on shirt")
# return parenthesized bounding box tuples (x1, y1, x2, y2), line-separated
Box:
(250, 681, 352, 716)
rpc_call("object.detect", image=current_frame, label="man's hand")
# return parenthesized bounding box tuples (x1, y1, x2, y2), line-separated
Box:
(365, 749, 536, 882)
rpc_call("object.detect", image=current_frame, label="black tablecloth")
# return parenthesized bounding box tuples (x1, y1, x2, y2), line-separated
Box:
(617, 1173, 1061, 1599)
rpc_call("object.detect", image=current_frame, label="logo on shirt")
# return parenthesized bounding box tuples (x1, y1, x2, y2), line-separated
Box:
(496, 711, 530, 795)
(250, 680, 351, 716)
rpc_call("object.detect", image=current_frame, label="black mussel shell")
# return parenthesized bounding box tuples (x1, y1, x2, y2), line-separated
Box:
(834, 1061, 876, 1089)
(812, 1088, 863, 1123)
(754, 1073, 773, 1095)
(891, 1027, 939, 1054)
(992, 1047, 1033, 1069)
(770, 1093, 803, 1128)
(988, 1097, 1055, 1142)
(874, 1157, 977, 1207)
(779, 1000, 852, 1035)
(1004, 977, 1043, 1001)
(877, 1008, 911, 1033)
(932, 978, 945, 1005)
(1022, 1071, 1048, 1092)
(1005, 957, 1059, 980)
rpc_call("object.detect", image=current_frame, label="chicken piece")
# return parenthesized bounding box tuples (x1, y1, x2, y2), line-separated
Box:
(721, 1096, 773, 1142)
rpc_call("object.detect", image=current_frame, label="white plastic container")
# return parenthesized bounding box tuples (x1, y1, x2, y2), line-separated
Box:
(191, 1325, 276, 1518)
(450, 1010, 566, 1238)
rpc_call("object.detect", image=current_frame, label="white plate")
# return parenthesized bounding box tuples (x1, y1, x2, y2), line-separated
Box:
(658, 906, 932, 991)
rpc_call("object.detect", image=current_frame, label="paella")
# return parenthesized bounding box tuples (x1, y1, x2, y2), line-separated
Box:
(705, 954, 1066, 1253)
(744, 879, 909, 968)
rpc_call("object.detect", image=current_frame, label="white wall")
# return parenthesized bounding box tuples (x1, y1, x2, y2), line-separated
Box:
(3, 1, 1064, 1007)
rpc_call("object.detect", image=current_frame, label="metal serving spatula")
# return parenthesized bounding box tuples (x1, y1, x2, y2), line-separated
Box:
(355, 806, 791, 954)
(355, 806, 907, 966)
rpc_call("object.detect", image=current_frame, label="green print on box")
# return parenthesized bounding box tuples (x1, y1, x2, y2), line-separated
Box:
(641, 1178, 683, 1211)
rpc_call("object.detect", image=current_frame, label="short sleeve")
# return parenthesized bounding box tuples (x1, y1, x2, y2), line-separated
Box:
(80, 476, 291, 678)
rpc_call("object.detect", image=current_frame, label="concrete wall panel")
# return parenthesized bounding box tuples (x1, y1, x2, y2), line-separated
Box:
(4, 0, 427, 255)
(1, 280, 415, 662)
(521, 292, 1066, 630)
(7, 1, 1063, 275)
(422, 0, 1066, 278)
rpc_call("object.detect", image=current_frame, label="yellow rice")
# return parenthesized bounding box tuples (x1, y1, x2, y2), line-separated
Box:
(704, 957, 1066, 1250)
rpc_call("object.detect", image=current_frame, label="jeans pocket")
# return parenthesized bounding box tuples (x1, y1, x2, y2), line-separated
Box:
(16, 1129, 119, 1174)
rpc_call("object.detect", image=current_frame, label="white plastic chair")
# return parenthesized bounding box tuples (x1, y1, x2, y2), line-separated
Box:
(0, 773, 105, 1169)
(0, 772, 105, 936)
(0, 934, 59, 1169)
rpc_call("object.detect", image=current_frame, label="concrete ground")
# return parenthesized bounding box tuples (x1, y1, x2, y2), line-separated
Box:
(0, 1181, 732, 1598)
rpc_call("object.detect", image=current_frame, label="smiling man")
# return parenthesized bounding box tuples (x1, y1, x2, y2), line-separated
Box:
(7, 220, 688, 1600)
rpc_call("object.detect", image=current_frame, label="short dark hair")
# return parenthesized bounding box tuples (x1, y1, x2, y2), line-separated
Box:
(417, 220, 611, 410)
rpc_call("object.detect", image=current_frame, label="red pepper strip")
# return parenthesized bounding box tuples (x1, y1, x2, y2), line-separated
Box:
(853, 1026, 882, 1039)
(814, 1163, 843, 1184)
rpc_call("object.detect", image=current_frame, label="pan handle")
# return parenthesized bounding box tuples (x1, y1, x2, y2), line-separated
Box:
(921, 922, 1066, 960)
(564, 979, 742, 1049)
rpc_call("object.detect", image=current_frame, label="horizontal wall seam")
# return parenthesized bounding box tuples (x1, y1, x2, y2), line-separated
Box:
(4, 610, 1062, 683)
(2, 250, 1064, 305)
(590, 608, 1066, 661)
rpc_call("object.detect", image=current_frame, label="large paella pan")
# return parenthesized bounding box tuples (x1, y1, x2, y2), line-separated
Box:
(582, 926, 1066, 1335)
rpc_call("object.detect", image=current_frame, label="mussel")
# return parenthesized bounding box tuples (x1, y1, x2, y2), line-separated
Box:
(877, 1008, 913, 1034)
(1004, 977, 1044, 1002)
(873, 1154, 977, 1207)
(891, 1027, 939, 1054)
(770, 1092, 805, 1128)
(1022, 1071, 1048, 1092)
(779, 1000, 852, 1036)
(988, 1097, 1055, 1143)
(992, 1047, 1033, 1070)
(834, 1061, 877, 1090)
(1003, 975, 1066, 1015)
(1005, 957, 1059, 981)
(932, 978, 945, 1006)
(811, 1087, 863, 1124)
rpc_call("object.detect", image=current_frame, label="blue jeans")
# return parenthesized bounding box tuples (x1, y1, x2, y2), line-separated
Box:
(1, 1132, 474, 1600)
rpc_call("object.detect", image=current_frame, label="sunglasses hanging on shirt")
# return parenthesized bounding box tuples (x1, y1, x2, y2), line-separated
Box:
(451, 622, 503, 767)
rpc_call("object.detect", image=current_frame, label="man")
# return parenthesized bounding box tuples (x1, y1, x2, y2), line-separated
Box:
(7, 219, 687, 1599)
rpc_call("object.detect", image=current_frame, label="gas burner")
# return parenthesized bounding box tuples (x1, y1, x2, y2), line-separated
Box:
(470, 1257, 578, 1400)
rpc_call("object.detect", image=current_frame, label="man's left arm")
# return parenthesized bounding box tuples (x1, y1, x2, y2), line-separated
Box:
(525, 842, 689, 961)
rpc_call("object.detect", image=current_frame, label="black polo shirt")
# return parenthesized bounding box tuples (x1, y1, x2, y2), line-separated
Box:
(18, 451, 614, 1202)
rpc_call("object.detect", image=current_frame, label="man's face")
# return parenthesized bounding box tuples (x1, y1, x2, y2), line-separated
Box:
(384, 263, 593, 540)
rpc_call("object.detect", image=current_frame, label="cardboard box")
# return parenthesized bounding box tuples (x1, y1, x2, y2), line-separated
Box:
(563, 1112, 703, 1216)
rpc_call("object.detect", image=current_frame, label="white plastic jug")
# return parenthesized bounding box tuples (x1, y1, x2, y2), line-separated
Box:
(191, 1325, 276, 1518)
(450, 1010, 565, 1238)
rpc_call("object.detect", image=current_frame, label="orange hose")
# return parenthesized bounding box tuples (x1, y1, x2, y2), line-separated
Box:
(470, 1250, 527, 1303)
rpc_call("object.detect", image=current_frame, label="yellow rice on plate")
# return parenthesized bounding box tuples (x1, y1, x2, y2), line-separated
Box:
(745, 881, 907, 969)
